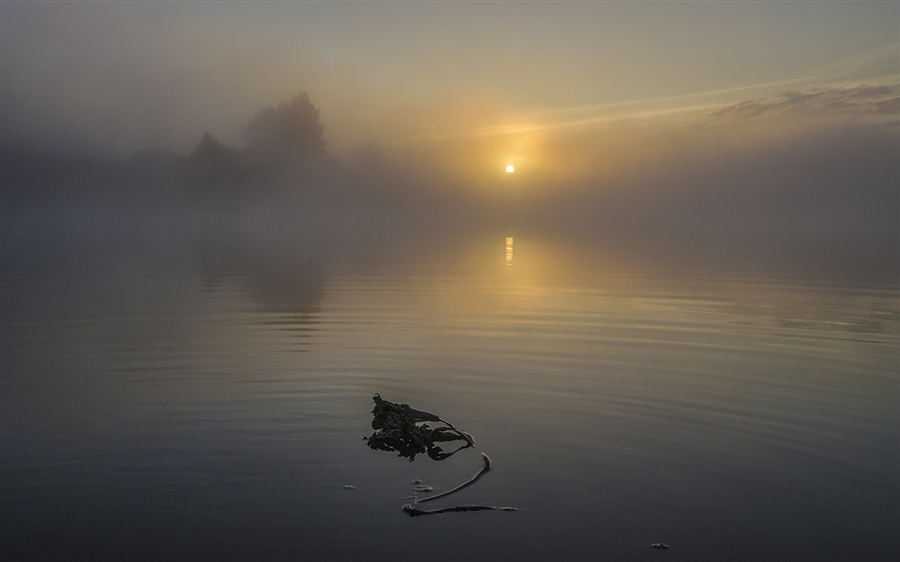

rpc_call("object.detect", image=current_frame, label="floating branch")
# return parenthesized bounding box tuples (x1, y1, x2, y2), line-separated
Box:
(365, 395, 522, 516)
(403, 504, 524, 517)
(417, 453, 491, 503)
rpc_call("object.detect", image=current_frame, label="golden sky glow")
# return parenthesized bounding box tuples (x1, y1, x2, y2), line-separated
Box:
(1, 1, 896, 193)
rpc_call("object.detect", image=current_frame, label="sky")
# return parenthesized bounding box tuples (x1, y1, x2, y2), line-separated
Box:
(1, 3, 895, 141)
(1, 1, 898, 200)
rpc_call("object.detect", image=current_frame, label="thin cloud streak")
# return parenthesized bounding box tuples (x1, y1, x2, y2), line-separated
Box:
(709, 83, 900, 122)
(415, 43, 899, 142)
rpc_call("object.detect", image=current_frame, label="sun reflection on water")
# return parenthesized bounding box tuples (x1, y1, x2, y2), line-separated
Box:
(505, 237, 514, 265)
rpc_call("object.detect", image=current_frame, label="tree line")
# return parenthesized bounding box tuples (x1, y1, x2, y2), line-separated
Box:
(188, 91, 329, 192)
(1, 91, 335, 210)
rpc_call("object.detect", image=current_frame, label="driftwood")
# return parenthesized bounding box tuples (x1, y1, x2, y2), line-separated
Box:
(403, 504, 523, 517)
(365, 395, 521, 517)
(417, 453, 491, 502)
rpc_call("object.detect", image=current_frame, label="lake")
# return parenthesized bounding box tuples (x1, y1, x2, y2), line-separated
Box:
(1, 219, 897, 561)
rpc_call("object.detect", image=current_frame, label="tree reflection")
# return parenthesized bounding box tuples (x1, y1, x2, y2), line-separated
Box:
(195, 234, 326, 329)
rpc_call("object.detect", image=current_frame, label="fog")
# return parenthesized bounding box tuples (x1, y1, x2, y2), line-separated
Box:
(2, 88, 897, 284)
(1, 2, 897, 283)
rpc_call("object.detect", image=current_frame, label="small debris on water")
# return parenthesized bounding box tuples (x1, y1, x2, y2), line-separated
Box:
(403, 503, 525, 517)
(367, 395, 523, 516)
(366, 394, 473, 461)
(652, 543, 670, 550)
(343, 485, 357, 490)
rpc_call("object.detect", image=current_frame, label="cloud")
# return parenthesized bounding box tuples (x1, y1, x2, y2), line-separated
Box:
(810, 42, 900, 85)
(708, 84, 900, 123)
(409, 49, 900, 148)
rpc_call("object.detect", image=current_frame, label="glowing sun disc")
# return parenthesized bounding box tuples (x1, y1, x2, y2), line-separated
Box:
(505, 165, 515, 173)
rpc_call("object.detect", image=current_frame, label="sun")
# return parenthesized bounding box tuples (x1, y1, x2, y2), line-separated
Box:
(505, 165, 515, 173)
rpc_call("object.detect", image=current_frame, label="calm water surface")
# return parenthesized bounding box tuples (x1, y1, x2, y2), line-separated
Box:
(2, 231, 897, 561)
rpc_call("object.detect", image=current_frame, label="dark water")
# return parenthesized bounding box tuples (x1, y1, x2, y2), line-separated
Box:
(1, 223, 897, 561)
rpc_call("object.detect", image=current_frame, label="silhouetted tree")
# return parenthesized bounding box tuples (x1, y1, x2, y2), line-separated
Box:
(244, 91, 326, 174)
(188, 132, 244, 196)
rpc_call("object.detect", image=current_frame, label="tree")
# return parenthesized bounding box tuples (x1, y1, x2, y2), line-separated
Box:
(188, 132, 243, 194)
(244, 91, 326, 172)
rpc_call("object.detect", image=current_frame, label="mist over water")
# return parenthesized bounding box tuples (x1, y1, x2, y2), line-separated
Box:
(2, 95, 897, 285)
